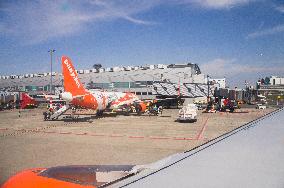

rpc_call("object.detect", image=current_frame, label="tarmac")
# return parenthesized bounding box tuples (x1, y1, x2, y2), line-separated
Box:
(0, 107, 274, 184)
(113, 108, 284, 188)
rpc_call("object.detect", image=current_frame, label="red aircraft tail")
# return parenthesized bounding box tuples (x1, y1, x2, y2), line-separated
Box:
(61, 56, 86, 96)
(20, 93, 37, 109)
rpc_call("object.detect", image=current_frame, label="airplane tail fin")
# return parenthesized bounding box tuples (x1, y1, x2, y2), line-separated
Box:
(20, 93, 37, 109)
(61, 56, 86, 96)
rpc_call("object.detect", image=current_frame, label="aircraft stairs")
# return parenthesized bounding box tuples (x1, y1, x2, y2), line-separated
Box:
(50, 105, 69, 120)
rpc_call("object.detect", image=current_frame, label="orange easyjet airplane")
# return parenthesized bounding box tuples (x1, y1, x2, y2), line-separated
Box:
(58, 56, 146, 115)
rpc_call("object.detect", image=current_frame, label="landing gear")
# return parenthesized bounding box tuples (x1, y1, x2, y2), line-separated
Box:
(96, 110, 104, 116)
(123, 106, 131, 116)
(70, 107, 77, 119)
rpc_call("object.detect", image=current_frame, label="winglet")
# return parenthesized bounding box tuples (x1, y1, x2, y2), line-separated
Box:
(62, 56, 86, 96)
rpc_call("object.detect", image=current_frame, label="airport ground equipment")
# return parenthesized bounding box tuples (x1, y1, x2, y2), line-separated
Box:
(43, 103, 70, 120)
(146, 105, 162, 116)
(110, 101, 162, 116)
(256, 104, 266, 109)
(49, 104, 70, 120)
(176, 104, 197, 122)
(110, 102, 147, 116)
(219, 98, 235, 112)
(204, 98, 236, 113)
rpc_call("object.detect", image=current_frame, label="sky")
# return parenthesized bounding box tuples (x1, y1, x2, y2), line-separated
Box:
(0, 0, 284, 88)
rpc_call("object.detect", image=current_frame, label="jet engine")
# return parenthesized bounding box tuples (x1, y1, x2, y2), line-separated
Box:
(60, 92, 73, 102)
(134, 102, 147, 114)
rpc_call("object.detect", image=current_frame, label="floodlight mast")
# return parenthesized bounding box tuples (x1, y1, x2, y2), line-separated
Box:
(48, 49, 56, 94)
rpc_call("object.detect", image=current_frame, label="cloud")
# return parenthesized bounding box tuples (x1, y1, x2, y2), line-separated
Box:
(200, 58, 284, 78)
(178, 0, 252, 9)
(275, 5, 284, 13)
(0, 0, 254, 44)
(200, 58, 241, 77)
(247, 24, 284, 39)
(0, 0, 159, 44)
(246, 3, 284, 39)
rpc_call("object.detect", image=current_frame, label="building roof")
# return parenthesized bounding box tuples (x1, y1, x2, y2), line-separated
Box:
(0, 63, 205, 89)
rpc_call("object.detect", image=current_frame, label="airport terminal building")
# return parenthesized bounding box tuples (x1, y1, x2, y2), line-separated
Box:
(0, 63, 214, 100)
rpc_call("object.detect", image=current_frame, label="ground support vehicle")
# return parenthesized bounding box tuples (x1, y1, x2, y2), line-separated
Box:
(176, 104, 197, 123)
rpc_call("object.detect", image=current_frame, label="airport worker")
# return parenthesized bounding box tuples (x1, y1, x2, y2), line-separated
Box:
(48, 98, 54, 112)
(153, 104, 158, 111)
(56, 103, 61, 111)
(224, 98, 229, 106)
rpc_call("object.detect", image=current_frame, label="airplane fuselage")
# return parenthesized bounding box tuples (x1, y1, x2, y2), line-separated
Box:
(63, 90, 139, 111)
(60, 56, 140, 113)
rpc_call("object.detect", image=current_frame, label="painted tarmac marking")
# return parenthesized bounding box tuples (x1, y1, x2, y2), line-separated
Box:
(149, 136, 171, 140)
(109, 134, 124, 137)
(0, 128, 205, 141)
(74, 132, 88, 135)
(196, 117, 209, 140)
(128, 136, 144, 139)
(173, 137, 196, 140)
(89, 133, 106, 137)
(43, 131, 56, 133)
(59, 132, 72, 134)
(0, 119, 210, 142)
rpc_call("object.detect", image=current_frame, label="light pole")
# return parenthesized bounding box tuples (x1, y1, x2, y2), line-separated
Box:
(48, 49, 55, 94)
(207, 75, 210, 103)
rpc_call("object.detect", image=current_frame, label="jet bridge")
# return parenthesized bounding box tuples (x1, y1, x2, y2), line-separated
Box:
(152, 81, 214, 98)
